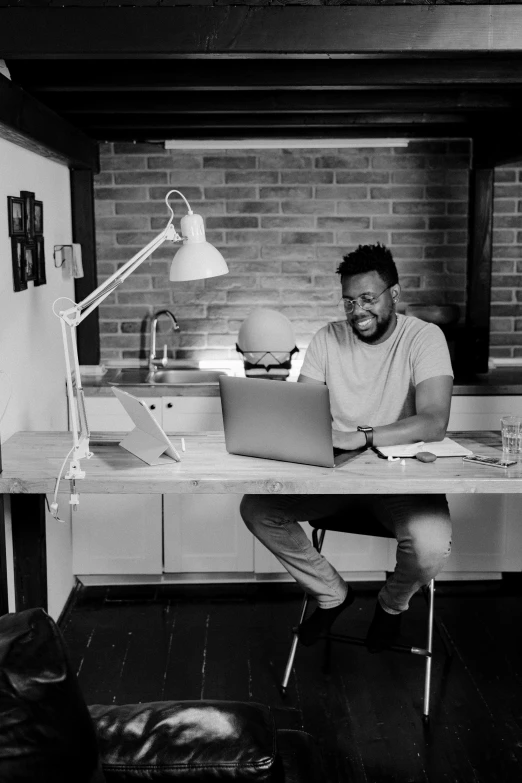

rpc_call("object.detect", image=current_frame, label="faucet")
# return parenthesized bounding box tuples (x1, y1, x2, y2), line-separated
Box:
(149, 309, 180, 370)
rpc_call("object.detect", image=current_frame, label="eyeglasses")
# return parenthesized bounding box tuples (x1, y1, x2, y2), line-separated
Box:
(339, 284, 392, 314)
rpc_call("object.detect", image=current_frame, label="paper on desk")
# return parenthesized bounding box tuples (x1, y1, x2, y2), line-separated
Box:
(376, 437, 472, 458)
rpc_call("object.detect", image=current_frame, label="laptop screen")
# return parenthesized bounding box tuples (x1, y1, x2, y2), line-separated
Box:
(219, 376, 336, 468)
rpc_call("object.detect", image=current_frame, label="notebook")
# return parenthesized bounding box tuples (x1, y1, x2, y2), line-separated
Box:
(219, 376, 354, 468)
(376, 437, 472, 459)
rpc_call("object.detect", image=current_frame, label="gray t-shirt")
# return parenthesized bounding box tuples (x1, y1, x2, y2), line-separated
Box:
(300, 314, 453, 432)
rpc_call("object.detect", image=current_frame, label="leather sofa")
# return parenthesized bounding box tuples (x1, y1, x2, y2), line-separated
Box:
(0, 608, 327, 782)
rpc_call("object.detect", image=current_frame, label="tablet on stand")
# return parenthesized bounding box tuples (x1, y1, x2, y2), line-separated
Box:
(112, 387, 181, 465)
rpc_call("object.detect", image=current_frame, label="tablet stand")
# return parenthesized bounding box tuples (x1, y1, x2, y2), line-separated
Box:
(119, 428, 177, 466)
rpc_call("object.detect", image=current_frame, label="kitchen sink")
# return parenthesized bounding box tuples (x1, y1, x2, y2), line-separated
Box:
(108, 367, 229, 385)
(151, 369, 228, 384)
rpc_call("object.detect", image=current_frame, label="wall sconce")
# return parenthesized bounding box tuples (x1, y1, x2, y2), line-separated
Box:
(54, 244, 84, 278)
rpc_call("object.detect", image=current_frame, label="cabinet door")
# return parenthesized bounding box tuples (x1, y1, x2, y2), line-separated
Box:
(84, 396, 162, 431)
(384, 493, 522, 577)
(254, 527, 389, 578)
(162, 397, 223, 433)
(72, 494, 162, 574)
(163, 494, 253, 573)
(444, 494, 508, 574)
(441, 399, 522, 576)
(448, 395, 522, 431)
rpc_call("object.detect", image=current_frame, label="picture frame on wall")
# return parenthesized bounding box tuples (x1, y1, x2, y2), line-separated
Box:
(7, 196, 25, 236)
(21, 190, 35, 240)
(34, 201, 43, 235)
(33, 237, 47, 286)
(23, 242, 36, 282)
(11, 237, 28, 292)
(8, 190, 47, 291)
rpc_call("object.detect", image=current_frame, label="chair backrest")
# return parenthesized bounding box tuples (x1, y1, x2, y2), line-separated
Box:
(0, 608, 105, 783)
(308, 510, 395, 539)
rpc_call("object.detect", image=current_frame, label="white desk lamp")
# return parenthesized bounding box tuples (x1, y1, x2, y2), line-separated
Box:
(52, 189, 228, 512)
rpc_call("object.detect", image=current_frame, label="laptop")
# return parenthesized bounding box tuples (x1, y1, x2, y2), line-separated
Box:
(219, 376, 354, 468)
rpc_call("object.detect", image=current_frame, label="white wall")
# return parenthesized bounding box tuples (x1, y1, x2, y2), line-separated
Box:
(0, 138, 76, 619)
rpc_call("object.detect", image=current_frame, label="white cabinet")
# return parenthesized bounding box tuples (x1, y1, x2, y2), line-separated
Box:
(164, 494, 252, 573)
(443, 395, 522, 576)
(84, 395, 223, 433)
(76, 393, 522, 581)
(254, 532, 389, 581)
(77, 397, 163, 576)
(448, 395, 522, 431)
(162, 396, 223, 433)
(84, 396, 161, 431)
(72, 494, 162, 574)
(77, 394, 237, 578)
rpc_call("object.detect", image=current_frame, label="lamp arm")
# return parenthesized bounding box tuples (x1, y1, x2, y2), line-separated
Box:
(61, 222, 179, 327)
(51, 186, 227, 518)
(55, 222, 182, 489)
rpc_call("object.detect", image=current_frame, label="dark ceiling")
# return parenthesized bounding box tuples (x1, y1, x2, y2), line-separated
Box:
(2, 5, 522, 171)
(7, 57, 522, 145)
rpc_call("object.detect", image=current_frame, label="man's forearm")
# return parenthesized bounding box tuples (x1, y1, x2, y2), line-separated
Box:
(372, 412, 447, 447)
(333, 412, 447, 451)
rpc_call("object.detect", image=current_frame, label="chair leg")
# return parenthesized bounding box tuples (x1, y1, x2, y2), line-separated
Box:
(422, 579, 435, 723)
(281, 592, 310, 695)
(280, 533, 441, 722)
(280, 529, 327, 696)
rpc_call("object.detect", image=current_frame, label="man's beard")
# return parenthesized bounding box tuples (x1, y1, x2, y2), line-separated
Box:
(350, 310, 396, 344)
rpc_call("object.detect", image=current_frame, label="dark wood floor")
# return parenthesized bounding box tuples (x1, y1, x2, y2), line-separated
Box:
(61, 578, 522, 783)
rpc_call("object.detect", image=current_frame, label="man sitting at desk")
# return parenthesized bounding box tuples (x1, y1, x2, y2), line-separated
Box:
(240, 243, 454, 651)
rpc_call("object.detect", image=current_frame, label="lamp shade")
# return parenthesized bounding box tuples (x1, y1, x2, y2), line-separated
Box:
(169, 212, 228, 281)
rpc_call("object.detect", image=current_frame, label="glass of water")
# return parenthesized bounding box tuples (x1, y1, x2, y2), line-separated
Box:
(500, 415, 522, 455)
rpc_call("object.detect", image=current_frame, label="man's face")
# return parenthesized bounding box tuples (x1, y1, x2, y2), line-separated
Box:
(341, 271, 400, 344)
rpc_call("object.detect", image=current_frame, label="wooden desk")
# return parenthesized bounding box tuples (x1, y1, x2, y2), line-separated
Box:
(1, 430, 521, 614)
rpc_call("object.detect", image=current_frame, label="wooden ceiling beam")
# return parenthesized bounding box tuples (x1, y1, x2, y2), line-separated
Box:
(83, 113, 470, 128)
(10, 57, 522, 91)
(473, 122, 522, 168)
(84, 113, 471, 133)
(2, 7, 522, 58)
(55, 90, 521, 115)
(88, 125, 473, 143)
(0, 73, 98, 170)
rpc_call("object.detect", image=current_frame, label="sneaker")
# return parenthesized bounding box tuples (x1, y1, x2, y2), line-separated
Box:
(298, 587, 355, 647)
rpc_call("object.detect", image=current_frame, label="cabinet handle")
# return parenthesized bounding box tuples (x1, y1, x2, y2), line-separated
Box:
(167, 402, 173, 409)
(150, 404, 156, 410)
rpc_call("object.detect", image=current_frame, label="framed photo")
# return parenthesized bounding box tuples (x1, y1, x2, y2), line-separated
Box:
(34, 201, 43, 235)
(11, 237, 28, 292)
(7, 196, 25, 236)
(23, 242, 36, 282)
(21, 190, 35, 240)
(33, 236, 47, 287)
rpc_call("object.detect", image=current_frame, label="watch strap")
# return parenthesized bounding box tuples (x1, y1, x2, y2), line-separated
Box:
(357, 426, 374, 449)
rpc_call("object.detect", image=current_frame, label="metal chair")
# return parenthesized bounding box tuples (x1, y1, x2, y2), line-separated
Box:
(280, 512, 453, 723)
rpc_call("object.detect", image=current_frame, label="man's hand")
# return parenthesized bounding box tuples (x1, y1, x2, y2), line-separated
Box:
(332, 429, 367, 451)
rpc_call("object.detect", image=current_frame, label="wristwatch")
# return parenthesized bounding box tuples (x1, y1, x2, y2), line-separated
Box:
(357, 425, 374, 449)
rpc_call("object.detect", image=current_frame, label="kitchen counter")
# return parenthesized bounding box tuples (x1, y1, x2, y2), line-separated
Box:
(81, 367, 522, 397)
(81, 368, 222, 397)
(451, 367, 522, 395)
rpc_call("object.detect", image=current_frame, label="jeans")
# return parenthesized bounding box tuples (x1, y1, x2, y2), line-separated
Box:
(240, 494, 452, 613)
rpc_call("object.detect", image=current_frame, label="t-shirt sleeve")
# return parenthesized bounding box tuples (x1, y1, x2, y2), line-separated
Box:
(412, 323, 454, 385)
(300, 327, 328, 382)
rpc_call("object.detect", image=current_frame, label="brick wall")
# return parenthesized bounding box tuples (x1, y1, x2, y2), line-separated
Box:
(491, 164, 522, 360)
(95, 140, 476, 365)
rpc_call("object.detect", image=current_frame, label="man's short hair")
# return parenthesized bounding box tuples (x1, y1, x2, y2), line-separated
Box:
(336, 243, 399, 288)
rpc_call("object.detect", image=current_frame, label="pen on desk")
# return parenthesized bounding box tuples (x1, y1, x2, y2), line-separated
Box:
(181, 438, 186, 452)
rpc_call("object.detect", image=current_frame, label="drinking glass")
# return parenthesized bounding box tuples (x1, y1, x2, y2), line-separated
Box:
(500, 415, 522, 455)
